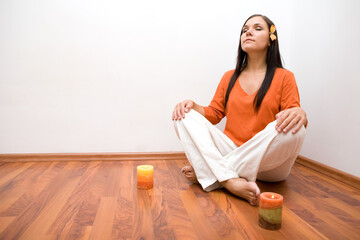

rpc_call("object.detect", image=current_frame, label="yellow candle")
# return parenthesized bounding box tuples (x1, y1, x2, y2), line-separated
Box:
(137, 165, 154, 189)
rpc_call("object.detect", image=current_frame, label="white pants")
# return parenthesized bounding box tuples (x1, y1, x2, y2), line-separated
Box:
(173, 110, 306, 192)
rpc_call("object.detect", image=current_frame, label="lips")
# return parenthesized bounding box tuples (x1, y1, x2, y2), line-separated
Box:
(244, 39, 254, 43)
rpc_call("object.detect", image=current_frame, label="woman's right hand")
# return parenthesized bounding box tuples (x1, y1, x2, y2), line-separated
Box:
(172, 100, 195, 120)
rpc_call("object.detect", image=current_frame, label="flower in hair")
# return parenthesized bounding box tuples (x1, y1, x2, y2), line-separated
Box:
(270, 25, 277, 41)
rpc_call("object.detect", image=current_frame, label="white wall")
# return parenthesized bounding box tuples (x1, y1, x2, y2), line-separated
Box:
(289, 0, 360, 177)
(0, 0, 359, 177)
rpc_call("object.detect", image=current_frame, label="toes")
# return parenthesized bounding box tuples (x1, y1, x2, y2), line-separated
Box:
(255, 187, 261, 197)
(181, 166, 192, 173)
(248, 195, 255, 205)
(246, 182, 260, 206)
(249, 194, 259, 206)
(182, 166, 190, 173)
(252, 197, 259, 206)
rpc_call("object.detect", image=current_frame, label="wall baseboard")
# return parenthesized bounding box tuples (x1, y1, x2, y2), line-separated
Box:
(0, 152, 187, 162)
(296, 155, 360, 190)
(0, 152, 358, 190)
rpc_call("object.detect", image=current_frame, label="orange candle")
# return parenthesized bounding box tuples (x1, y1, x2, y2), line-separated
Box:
(258, 192, 283, 230)
(137, 165, 154, 189)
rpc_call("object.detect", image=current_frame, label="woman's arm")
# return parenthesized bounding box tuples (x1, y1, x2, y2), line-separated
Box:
(172, 100, 205, 120)
(275, 71, 308, 134)
(172, 71, 233, 122)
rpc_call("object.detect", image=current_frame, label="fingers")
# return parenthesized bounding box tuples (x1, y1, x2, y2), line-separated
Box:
(277, 111, 297, 133)
(175, 103, 184, 120)
(275, 110, 289, 132)
(183, 101, 191, 114)
(291, 122, 302, 134)
(172, 103, 182, 121)
(291, 118, 306, 134)
(275, 107, 307, 134)
(182, 101, 192, 117)
(179, 103, 186, 119)
(184, 101, 194, 112)
(171, 106, 177, 120)
(284, 115, 301, 133)
(275, 110, 284, 119)
(172, 100, 194, 120)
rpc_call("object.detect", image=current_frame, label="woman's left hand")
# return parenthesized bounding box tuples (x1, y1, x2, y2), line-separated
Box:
(275, 107, 307, 134)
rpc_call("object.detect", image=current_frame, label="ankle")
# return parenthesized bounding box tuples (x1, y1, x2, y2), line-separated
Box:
(221, 178, 240, 188)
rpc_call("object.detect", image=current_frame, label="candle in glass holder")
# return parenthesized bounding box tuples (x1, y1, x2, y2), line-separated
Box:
(137, 165, 154, 189)
(258, 192, 283, 230)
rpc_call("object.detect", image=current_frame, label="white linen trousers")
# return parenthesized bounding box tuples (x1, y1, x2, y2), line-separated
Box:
(174, 110, 306, 192)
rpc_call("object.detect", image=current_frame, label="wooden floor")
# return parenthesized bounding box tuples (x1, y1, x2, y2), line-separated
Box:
(0, 159, 359, 240)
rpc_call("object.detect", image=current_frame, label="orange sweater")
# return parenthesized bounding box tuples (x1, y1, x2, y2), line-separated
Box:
(203, 68, 300, 146)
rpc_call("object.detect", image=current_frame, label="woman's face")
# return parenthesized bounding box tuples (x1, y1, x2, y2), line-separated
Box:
(241, 16, 270, 53)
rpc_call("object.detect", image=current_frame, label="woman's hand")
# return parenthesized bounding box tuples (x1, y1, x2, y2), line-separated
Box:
(275, 107, 307, 134)
(172, 100, 195, 120)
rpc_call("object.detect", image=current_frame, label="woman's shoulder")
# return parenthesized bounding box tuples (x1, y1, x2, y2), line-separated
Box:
(223, 69, 236, 78)
(274, 68, 297, 85)
(272, 68, 299, 93)
(275, 67, 295, 78)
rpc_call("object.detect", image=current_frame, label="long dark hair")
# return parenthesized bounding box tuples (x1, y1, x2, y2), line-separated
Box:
(224, 14, 283, 112)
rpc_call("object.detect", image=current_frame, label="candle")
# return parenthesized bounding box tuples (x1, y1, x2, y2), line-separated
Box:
(137, 165, 154, 189)
(258, 192, 283, 230)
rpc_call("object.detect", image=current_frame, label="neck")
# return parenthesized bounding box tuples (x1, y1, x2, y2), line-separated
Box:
(245, 51, 267, 72)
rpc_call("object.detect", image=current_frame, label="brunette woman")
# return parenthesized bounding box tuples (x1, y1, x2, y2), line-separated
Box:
(172, 14, 307, 205)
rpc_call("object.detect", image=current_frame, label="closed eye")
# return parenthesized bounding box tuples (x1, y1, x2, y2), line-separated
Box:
(243, 27, 262, 33)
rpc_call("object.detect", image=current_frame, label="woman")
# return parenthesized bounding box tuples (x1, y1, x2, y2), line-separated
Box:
(172, 14, 307, 205)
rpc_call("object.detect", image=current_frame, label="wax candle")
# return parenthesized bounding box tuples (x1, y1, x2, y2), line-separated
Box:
(258, 192, 283, 230)
(137, 165, 154, 189)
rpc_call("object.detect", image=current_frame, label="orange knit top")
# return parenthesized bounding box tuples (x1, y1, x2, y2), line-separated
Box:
(203, 68, 301, 146)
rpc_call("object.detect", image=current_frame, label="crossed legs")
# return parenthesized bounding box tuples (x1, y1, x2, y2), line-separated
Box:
(174, 110, 305, 205)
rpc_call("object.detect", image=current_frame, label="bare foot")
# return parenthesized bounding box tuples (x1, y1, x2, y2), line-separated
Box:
(181, 166, 199, 184)
(221, 178, 260, 205)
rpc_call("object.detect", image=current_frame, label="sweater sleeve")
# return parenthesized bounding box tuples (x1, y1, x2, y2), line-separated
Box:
(203, 71, 233, 125)
(280, 71, 301, 111)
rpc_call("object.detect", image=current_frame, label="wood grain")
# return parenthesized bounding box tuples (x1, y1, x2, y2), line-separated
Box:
(0, 159, 359, 239)
(89, 197, 116, 240)
(296, 155, 360, 190)
(2, 152, 358, 191)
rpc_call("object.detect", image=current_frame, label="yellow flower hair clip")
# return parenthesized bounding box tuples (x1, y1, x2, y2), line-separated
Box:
(270, 25, 277, 41)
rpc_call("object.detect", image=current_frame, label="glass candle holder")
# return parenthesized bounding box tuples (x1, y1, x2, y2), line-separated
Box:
(137, 165, 154, 189)
(258, 192, 283, 230)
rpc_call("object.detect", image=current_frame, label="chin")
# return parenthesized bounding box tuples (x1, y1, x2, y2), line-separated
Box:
(242, 47, 266, 54)
(241, 47, 254, 53)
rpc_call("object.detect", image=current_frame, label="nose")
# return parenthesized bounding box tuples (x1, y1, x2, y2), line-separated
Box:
(246, 29, 253, 36)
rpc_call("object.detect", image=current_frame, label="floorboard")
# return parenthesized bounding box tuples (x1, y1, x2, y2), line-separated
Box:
(0, 160, 359, 240)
